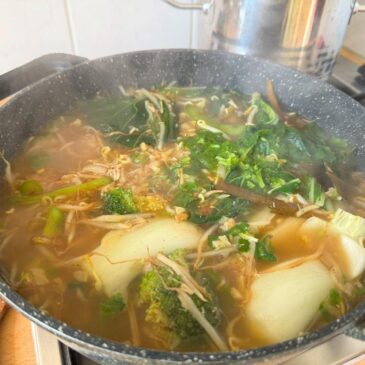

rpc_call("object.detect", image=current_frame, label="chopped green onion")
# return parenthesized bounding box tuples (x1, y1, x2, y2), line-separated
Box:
(43, 206, 64, 238)
(18, 180, 43, 196)
(255, 236, 277, 261)
(228, 223, 249, 237)
(238, 238, 250, 252)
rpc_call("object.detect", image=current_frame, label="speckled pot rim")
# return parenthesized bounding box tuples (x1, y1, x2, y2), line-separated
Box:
(1, 48, 365, 363)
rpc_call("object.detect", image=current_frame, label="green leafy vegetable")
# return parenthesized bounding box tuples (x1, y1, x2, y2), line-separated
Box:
(238, 238, 250, 252)
(79, 92, 178, 148)
(102, 187, 138, 215)
(319, 288, 343, 321)
(251, 94, 279, 126)
(207, 222, 254, 252)
(100, 293, 125, 317)
(319, 303, 333, 321)
(182, 131, 239, 177)
(131, 151, 149, 164)
(173, 182, 249, 224)
(28, 153, 49, 171)
(255, 236, 277, 261)
(227, 222, 249, 236)
(329, 288, 341, 306)
(303, 177, 325, 207)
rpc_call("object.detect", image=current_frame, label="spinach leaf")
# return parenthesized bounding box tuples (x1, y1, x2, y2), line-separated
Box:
(238, 238, 250, 252)
(79, 95, 178, 148)
(252, 95, 279, 126)
(227, 222, 249, 236)
(183, 130, 240, 177)
(255, 236, 277, 261)
(173, 182, 249, 224)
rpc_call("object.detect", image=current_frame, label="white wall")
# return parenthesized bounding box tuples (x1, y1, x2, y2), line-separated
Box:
(344, 11, 365, 58)
(0, 0, 363, 75)
(0, 0, 194, 74)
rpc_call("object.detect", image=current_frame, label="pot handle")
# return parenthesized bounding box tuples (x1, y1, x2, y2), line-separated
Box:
(354, 1, 365, 12)
(163, 0, 213, 13)
(0, 53, 87, 100)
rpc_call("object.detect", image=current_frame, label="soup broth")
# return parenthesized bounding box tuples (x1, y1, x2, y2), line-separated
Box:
(1, 85, 365, 352)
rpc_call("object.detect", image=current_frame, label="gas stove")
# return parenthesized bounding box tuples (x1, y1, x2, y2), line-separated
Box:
(30, 54, 365, 365)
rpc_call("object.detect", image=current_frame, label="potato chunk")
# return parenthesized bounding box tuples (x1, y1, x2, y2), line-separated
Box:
(246, 260, 333, 343)
(88, 218, 201, 297)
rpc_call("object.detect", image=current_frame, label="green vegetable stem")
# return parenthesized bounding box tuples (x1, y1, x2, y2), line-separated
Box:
(13, 177, 112, 205)
(43, 206, 64, 238)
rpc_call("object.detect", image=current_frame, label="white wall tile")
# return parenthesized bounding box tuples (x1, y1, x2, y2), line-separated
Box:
(67, 0, 192, 59)
(344, 12, 365, 58)
(0, 0, 73, 74)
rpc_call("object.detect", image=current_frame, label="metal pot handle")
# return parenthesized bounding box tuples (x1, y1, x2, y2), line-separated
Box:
(354, 1, 365, 12)
(163, 0, 213, 13)
(0, 53, 87, 100)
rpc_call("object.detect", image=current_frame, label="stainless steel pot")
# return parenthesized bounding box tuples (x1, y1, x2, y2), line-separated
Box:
(165, 0, 365, 79)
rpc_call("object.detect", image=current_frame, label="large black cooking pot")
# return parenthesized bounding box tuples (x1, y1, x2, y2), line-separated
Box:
(1, 50, 365, 364)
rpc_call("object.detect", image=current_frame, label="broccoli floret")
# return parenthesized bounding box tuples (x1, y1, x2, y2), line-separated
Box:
(138, 258, 221, 346)
(102, 188, 138, 215)
(100, 293, 125, 318)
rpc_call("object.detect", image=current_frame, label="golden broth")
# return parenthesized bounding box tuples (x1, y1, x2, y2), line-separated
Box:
(0, 87, 364, 352)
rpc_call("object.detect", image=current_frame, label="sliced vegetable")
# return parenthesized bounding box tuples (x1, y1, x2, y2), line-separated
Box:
(18, 180, 43, 196)
(332, 209, 365, 244)
(13, 177, 112, 205)
(43, 206, 64, 238)
(87, 218, 202, 298)
(246, 260, 333, 343)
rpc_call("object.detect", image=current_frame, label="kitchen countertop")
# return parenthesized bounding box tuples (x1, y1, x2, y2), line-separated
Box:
(0, 309, 36, 365)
